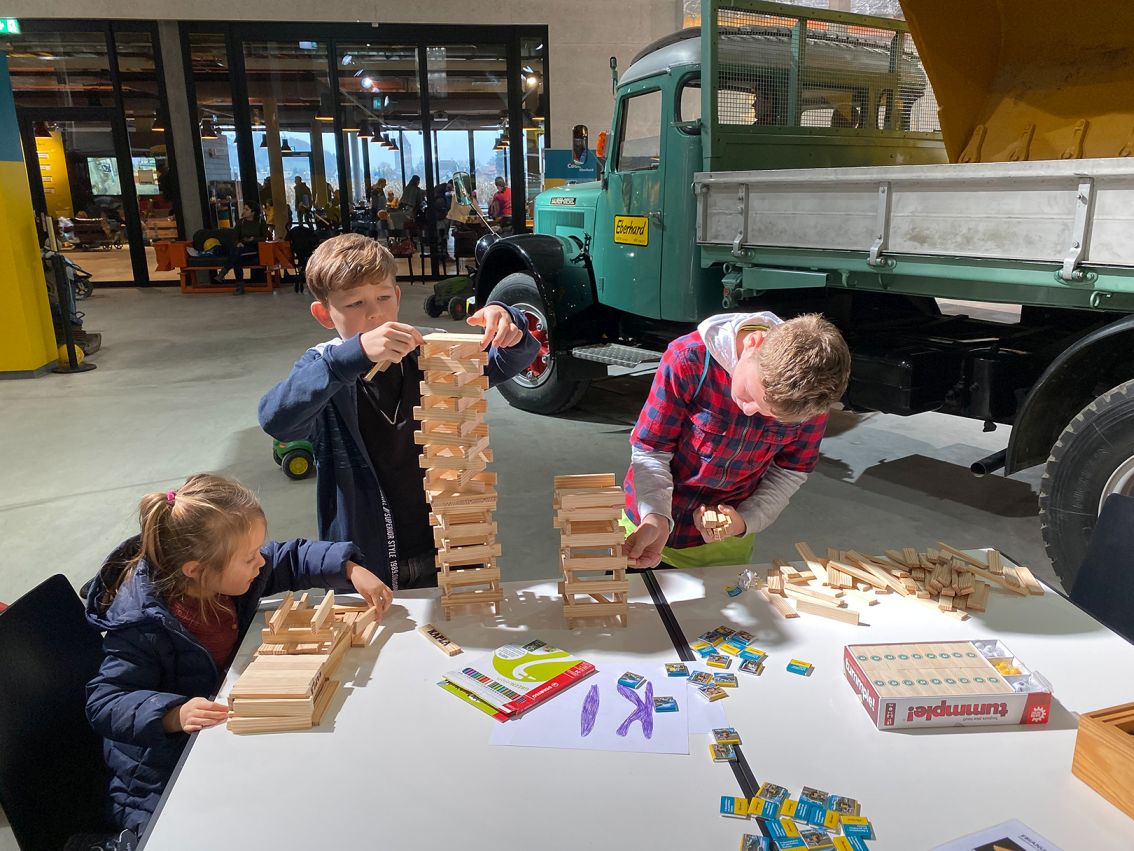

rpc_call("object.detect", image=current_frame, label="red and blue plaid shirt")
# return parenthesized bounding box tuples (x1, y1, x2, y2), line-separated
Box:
(624, 331, 827, 549)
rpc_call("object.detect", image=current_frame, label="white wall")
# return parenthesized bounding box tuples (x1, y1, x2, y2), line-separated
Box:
(6, 0, 684, 149)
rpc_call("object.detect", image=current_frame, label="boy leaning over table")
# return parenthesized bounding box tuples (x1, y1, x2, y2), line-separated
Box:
(622, 311, 852, 569)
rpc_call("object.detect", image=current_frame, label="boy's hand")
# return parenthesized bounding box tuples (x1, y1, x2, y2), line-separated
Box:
(694, 504, 746, 544)
(345, 561, 392, 620)
(359, 322, 425, 367)
(623, 514, 669, 568)
(467, 305, 524, 349)
(163, 698, 229, 734)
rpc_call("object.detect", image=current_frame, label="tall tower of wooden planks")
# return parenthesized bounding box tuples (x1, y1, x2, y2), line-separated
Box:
(554, 474, 628, 627)
(413, 332, 503, 619)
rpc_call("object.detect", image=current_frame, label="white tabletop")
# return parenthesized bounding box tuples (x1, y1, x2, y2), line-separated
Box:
(140, 570, 1134, 851)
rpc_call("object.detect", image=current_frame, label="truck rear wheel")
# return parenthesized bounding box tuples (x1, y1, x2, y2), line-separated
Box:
(1039, 379, 1134, 590)
(486, 272, 590, 415)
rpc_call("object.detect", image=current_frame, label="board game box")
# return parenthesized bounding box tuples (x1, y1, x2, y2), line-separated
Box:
(843, 640, 1052, 730)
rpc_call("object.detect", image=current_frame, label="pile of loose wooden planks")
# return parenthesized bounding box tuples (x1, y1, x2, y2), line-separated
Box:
(226, 591, 378, 733)
(554, 473, 629, 628)
(414, 332, 503, 619)
(758, 541, 1045, 626)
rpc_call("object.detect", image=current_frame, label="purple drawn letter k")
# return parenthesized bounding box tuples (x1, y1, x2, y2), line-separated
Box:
(615, 681, 654, 739)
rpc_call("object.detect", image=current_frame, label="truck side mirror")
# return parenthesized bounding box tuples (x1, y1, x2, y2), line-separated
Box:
(572, 124, 590, 166)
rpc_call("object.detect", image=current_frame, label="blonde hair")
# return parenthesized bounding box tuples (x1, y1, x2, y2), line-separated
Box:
(756, 314, 851, 421)
(305, 233, 397, 304)
(102, 474, 265, 618)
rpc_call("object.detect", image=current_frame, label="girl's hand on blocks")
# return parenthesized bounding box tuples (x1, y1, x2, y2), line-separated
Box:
(163, 698, 230, 734)
(345, 561, 393, 620)
(694, 504, 746, 544)
(467, 305, 524, 349)
(360, 322, 425, 366)
(623, 513, 668, 568)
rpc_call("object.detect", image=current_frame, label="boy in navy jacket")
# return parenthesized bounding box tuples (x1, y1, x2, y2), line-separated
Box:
(258, 234, 537, 590)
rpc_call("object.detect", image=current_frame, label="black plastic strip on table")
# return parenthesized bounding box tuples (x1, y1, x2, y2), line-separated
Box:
(642, 570, 759, 799)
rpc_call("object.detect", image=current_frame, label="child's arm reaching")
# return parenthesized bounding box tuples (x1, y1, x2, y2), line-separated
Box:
(87, 630, 209, 747)
(257, 337, 373, 442)
(466, 303, 540, 388)
(257, 539, 392, 618)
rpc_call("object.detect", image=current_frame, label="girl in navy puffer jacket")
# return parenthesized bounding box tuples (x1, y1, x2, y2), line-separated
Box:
(85, 473, 391, 836)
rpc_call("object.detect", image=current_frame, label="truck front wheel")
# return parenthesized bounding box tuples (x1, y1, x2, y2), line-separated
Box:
(1039, 378, 1134, 590)
(486, 272, 590, 415)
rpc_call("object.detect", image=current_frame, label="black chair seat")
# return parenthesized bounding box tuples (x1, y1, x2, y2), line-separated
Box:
(0, 575, 113, 850)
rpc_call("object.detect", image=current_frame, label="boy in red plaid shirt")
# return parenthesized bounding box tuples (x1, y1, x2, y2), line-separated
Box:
(622, 312, 851, 569)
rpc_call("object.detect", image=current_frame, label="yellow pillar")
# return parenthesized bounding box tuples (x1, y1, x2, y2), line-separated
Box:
(0, 55, 55, 378)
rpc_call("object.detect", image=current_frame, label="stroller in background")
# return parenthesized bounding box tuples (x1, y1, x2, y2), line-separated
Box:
(42, 248, 101, 355)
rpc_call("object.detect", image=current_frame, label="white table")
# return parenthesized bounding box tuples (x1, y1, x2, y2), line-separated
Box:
(140, 570, 1134, 850)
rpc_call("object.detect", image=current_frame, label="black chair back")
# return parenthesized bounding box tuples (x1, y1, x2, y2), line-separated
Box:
(1071, 494, 1134, 643)
(0, 575, 112, 850)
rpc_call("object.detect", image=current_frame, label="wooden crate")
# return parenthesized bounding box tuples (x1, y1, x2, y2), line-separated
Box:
(1072, 702, 1134, 820)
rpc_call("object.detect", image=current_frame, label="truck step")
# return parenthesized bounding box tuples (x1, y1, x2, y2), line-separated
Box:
(570, 344, 664, 368)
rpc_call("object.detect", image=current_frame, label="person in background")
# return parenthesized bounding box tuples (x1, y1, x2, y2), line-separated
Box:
(371, 178, 389, 237)
(294, 176, 313, 224)
(217, 202, 268, 295)
(488, 176, 512, 222)
(399, 175, 424, 219)
(85, 473, 389, 837)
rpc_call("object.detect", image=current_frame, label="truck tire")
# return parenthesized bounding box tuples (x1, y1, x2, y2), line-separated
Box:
(486, 272, 590, 415)
(1039, 378, 1134, 590)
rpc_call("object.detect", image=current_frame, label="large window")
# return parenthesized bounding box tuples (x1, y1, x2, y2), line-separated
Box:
(9, 23, 179, 286)
(188, 33, 243, 228)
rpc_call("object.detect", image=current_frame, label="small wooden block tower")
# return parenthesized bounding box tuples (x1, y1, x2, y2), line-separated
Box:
(554, 474, 628, 628)
(413, 332, 503, 619)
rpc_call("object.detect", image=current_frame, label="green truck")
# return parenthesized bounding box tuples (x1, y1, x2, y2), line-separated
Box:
(470, 0, 1134, 589)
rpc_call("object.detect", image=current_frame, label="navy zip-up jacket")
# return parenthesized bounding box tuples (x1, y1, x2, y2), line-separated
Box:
(85, 535, 361, 835)
(257, 310, 538, 589)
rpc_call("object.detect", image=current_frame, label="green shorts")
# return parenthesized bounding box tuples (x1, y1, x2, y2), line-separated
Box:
(619, 513, 755, 569)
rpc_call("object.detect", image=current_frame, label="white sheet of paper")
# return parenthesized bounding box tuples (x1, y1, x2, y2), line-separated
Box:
(931, 819, 1063, 851)
(489, 665, 702, 754)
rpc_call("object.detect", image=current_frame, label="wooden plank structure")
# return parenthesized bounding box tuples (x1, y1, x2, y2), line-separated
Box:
(226, 592, 378, 733)
(554, 473, 628, 628)
(414, 333, 503, 619)
(1072, 702, 1134, 820)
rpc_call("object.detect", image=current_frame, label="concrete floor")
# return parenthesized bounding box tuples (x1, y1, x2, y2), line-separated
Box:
(0, 285, 1054, 848)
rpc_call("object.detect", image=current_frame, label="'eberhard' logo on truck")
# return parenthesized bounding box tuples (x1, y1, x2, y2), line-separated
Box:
(906, 700, 1009, 723)
(613, 215, 649, 246)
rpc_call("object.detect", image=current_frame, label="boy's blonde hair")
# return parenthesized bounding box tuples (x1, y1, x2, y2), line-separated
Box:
(305, 233, 397, 303)
(102, 473, 265, 618)
(756, 314, 851, 422)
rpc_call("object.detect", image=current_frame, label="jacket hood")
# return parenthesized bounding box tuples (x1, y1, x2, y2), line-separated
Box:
(696, 311, 783, 376)
(85, 536, 179, 632)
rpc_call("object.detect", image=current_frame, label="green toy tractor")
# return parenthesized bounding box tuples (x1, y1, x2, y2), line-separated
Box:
(423, 275, 474, 320)
(272, 439, 315, 480)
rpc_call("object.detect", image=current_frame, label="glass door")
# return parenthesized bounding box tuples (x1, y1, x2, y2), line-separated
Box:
(19, 110, 150, 285)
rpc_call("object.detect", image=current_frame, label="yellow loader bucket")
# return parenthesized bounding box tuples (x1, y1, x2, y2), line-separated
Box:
(902, 0, 1134, 162)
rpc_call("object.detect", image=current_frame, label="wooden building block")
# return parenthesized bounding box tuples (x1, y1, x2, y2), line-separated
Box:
(967, 580, 991, 612)
(987, 549, 1005, 575)
(782, 583, 845, 607)
(766, 572, 785, 595)
(418, 623, 463, 656)
(266, 592, 295, 635)
(1013, 564, 1046, 595)
(312, 591, 335, 631)
(795, 597, 861, 625)
(760, 589, 799, 618)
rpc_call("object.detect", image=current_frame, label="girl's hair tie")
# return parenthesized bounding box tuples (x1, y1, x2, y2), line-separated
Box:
(165, 490, 177, 506)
